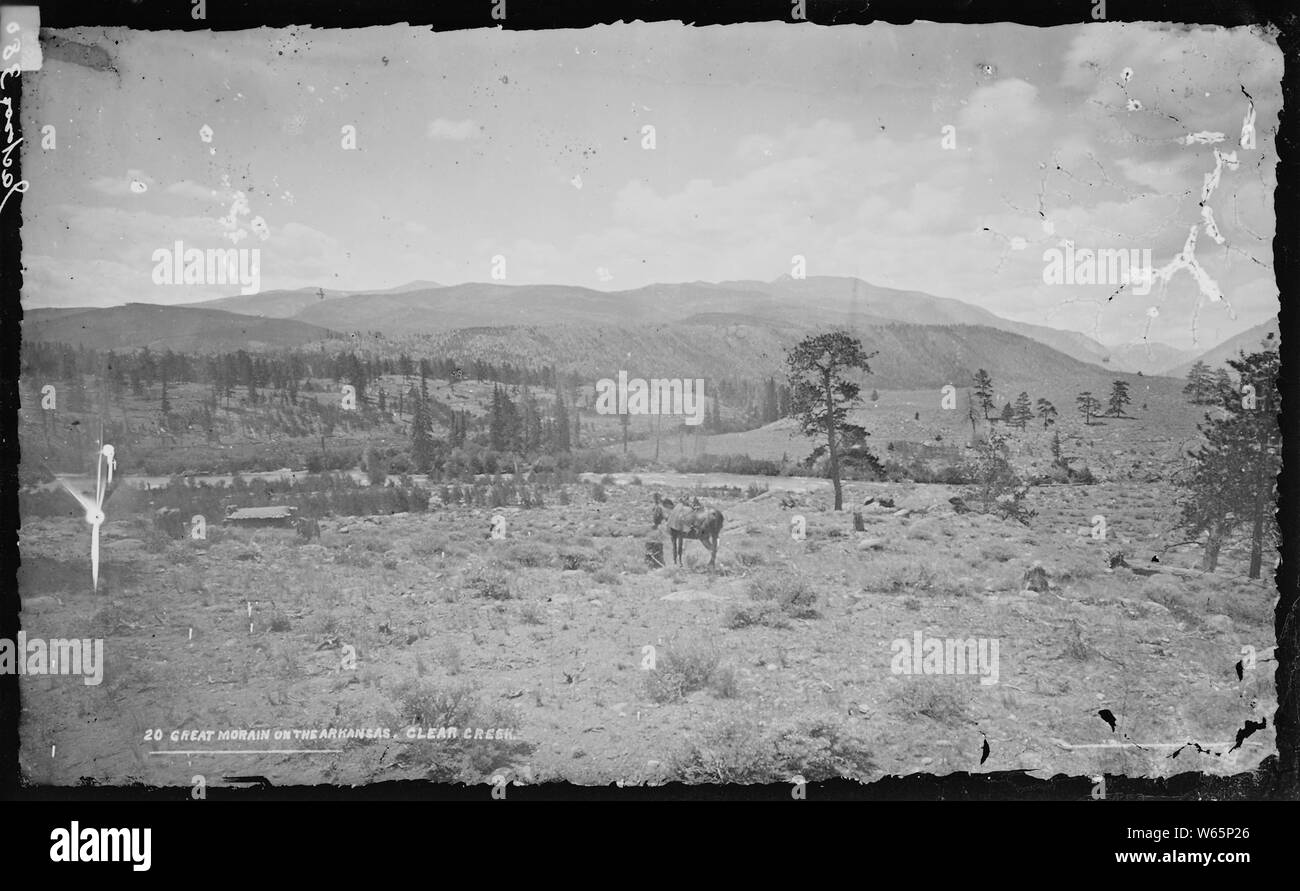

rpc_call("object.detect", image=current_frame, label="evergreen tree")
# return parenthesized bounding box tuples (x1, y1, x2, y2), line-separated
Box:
(1035, 398, 1058, 429)
(1212, 367, 1233, 405)
(1183, 360, 1212, 404)
(1178, 346, 1280, 577)
(972, 369, 995, 419)
(1013, 392, 1033, 429)
(520, 387, 542, 453)
(1107, 379, 1132, 417)
(552, 388, 571, 452)
(1076, 391, 1101, 425)
(787, 331, 875, 511)
(489, 384, 521, 452)
(411, 386, 436, 473)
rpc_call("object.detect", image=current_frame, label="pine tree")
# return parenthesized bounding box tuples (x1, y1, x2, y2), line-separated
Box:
(1178, 346, 1279, 577)
(972, 369, 995, 419)
(1013, 392, 1033, 429)
(1035, 398, 1058, 429)
(787, 331, 876, 511)
(1183, 361, 1212, 404)
(1107, 379, 1132, 417)
(520, 387, 542, 453)
(411, 385, 436, 473)
(489, 384, 506, 451)
(1076, 391, 1101, 425)
(999, 402, 1015, 424)
(552, 388, 571, 452)
(489, 384, 521, 452)
(1212, 367, 1233, 405)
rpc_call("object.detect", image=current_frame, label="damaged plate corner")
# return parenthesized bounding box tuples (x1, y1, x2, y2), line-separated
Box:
(0, 4, 42, 72)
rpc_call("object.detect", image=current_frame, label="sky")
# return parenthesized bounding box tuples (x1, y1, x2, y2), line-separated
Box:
(20, 20, 1282, 351)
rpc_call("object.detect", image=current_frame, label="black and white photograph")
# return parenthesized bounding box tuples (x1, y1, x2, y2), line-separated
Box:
(2, 3, 1292, 816)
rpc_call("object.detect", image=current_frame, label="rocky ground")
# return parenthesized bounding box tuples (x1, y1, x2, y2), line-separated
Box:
(17, 478, 1277, 789)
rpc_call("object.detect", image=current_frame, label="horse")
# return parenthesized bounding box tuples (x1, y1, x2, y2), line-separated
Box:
(651, 493, 724, 568)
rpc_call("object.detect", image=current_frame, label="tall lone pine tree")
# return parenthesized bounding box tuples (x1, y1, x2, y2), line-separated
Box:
(786, 331, 875, 511)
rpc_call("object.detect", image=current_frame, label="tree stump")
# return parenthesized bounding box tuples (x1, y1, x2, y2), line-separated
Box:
(852, 511, 865, 532)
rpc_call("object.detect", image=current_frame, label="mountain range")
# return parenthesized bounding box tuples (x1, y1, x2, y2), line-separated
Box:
(22, 276, 1272, 384)
(190, 276, 1182, 371)
(22, 303, 334, 353)
(1163, 318, 1280, 378)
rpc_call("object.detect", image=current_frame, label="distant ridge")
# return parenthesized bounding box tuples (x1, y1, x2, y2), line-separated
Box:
(1161, 319, 1280, 377)
(190, 279, 443, 318)
(185, 274, 1202, 373)
(23, 276, 1274, 384)
(23, 303, 335, 352)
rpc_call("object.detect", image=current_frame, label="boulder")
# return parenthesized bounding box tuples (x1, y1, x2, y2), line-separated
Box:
(1023, 564, 1050, 593)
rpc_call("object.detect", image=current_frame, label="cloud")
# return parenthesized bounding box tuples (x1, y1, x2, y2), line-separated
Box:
(426, 118, 481, 141)
(957, 79, 1043, 134)
(166, 180, 224, 202)
(89, 169, 154, 197)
